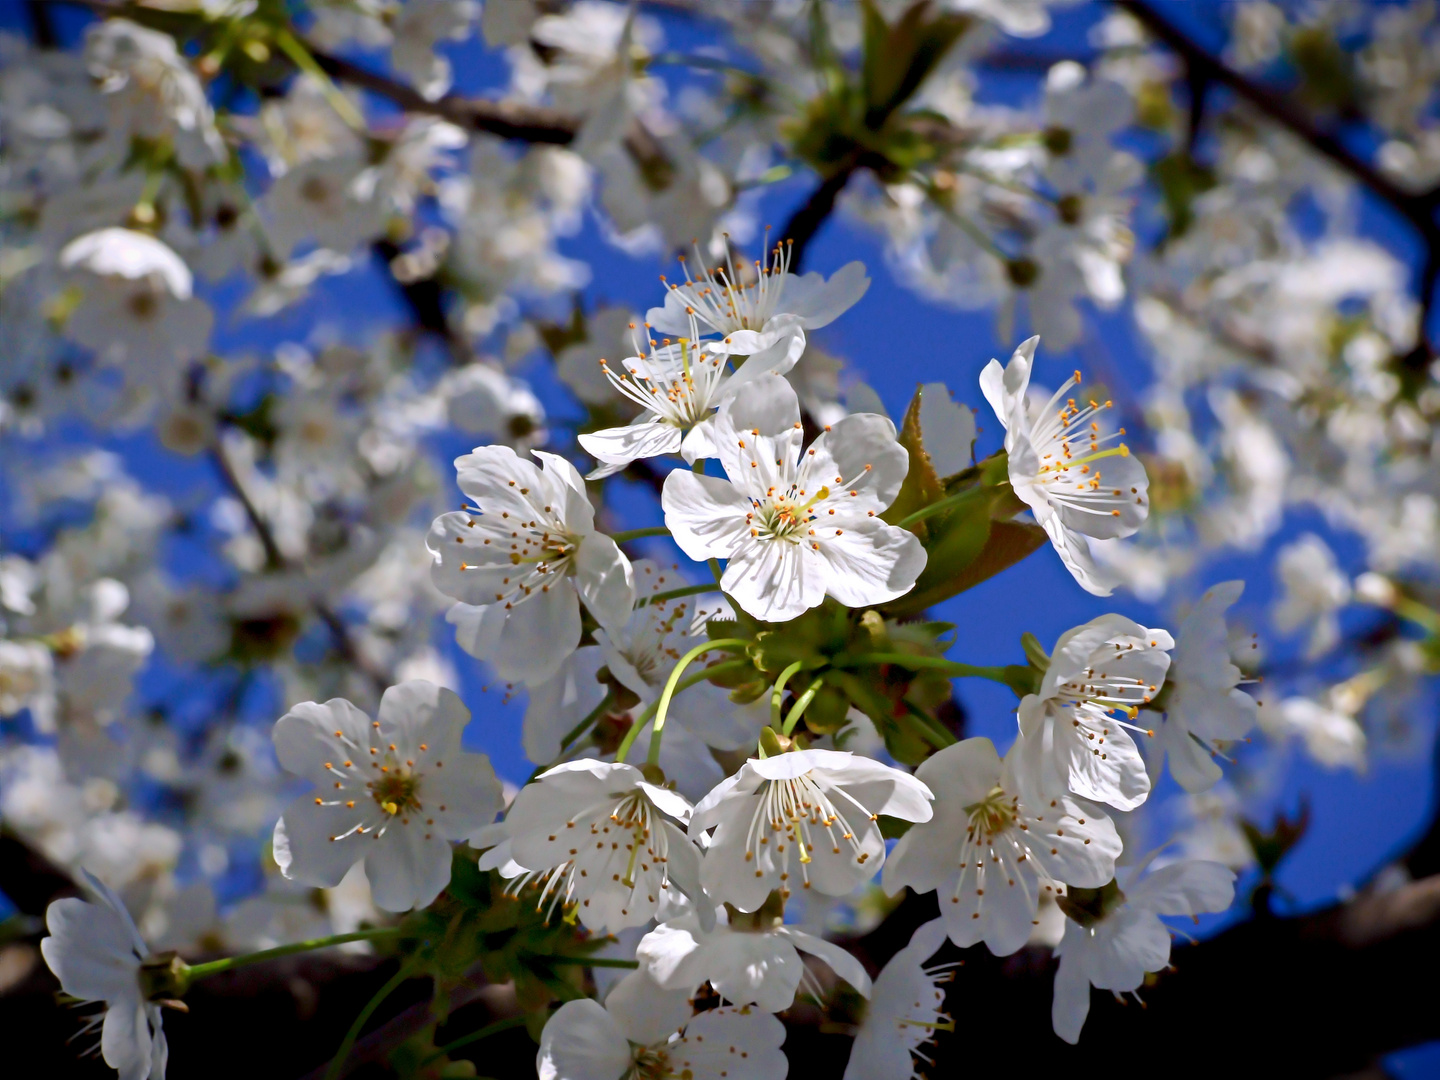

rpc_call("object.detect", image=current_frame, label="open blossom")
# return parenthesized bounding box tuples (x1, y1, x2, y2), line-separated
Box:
(662, 376, 926, 622)
(577, 315, 806, 479)
(59, 228, 213, 371)
(638, 908, 872, 1013)
(1151, 581, 1259, 792)
(882, 738, 1122, 958)
(40, 870, 167, 1080)
(1015, 614, 1173, 811)
(1272, 533, 1352, 659)
(475, 759, 704, 933)
(428, 447, 635, 686)
(689, 748, 933, 911)
(843, 918, 954, 1080)
(1052, 859, 1235, 1043)
(980, 336, 1149, 596)
(272, 681, 501, 912)
(646, 240, 870, 354)
(537, 986, 788, 1080)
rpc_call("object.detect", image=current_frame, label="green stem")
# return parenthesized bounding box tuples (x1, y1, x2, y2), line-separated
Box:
(836, 653, 1015, 683)
(322, 960, 420, 1080)
(610, 526, 672, 544)
(273, 28, 367, 132)
(708, 558, 724, 584)
(646, 639, 750, 767)
(541, 956, 641, 969)
(782, 677, 826, 737)
(613, 655, 752, 763)
(184, 927, 402, 982)
(770, 661, 806, 731)
(896, 485, 995, 530)
(421, 1017, 527, 1068)
(636, 583, 721, 608)
(902, 701, 958, 749)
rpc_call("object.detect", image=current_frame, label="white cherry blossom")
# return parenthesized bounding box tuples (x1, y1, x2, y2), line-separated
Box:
(1015, 613, 1173, 811)
(428, 446, 635, 686)
(40, 870, 167, 1080)
(843, 918, 954, 1080)
(637, 908, 872, 1013)
(1150, 581, 1259, 792)
(537, 991, 788, 1080)
(1272, 533, 1352, 659)
(882, 737, 1122, 957)
(577, 315, 805, 478)
(646, 240, 869, 354)
(689, 748, 933, 912)
(474, 759, 704, 933)
(662, 376, 926, 622)
(272, 681, 501, 912)
(59, 228, 213, 372)
(980, 337, 1150, 596)
(1052, 859, 1235, 1043)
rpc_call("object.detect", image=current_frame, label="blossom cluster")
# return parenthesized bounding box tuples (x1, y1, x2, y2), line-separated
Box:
(2, 3, 1437, 1079)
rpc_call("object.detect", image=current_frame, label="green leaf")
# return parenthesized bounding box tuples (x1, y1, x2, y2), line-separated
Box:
(882, 384, 947, 536)
(861, 1, 972, 128)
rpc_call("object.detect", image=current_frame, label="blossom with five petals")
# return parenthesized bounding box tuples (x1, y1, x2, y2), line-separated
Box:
(1051, 858, 1235, 1043)
(1014, 613, 1173, 811)
(428, 446, 635, 686)
(843, 918, 955, 1080)
(661, 376, 925, 622)
(689, 748, 933, 911)
(637, 908, 872, 1013)
(40, 870, 168, 1080)
(1149, 581, 1259, 792)
(272, 681, 501, 912)
(882, 737, 1122, 957)
(474, 759, 704, 933)
(577, 313, 806, 478)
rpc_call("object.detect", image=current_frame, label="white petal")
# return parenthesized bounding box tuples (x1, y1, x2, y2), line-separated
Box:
(1127, 860, 1235, 917)
(41, 899, 139, 1002)
(813, 519, 926, 609)
(661, 470, 753, 562)
(536, 999, 632, 1080)
(1050, 935, 1092, 1044)
(785, 927, 872, 997)
(273, 699, 372, 787)
(718, 325, 807, 396)
(574, 532, 635, 633)
(273, 796, 367, 888)
(421, 752, 502, 839)
(723, 539, 826, 622)
(780, 261, 870, 328)
(102, 995, 156, 1080)
(603, 970, 693, 1046)
(579, 419, 682, 470)
(365, 826, 455, 911)
(671, 1007, 789, 1080)
(486, 583, 584, 686)
(377, 681, 468, 756)
(679, 417, 719, 463)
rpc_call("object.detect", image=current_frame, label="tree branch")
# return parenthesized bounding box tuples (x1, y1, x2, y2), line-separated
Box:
(1118, 1, 1440, 238)
(781, 160, 867, 272)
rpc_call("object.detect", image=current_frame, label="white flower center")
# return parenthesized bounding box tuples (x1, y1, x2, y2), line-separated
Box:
(600, 314, 727, 428)
(744, 771, 871, 900)
(664, 234, 793, 334)
(1025, 372, 1140, 521)
(312, 724, 448, 843)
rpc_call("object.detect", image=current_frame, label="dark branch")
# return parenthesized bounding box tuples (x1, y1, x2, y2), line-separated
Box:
(781, 160, 868, 272)
(1118, 1, 1440, 239)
